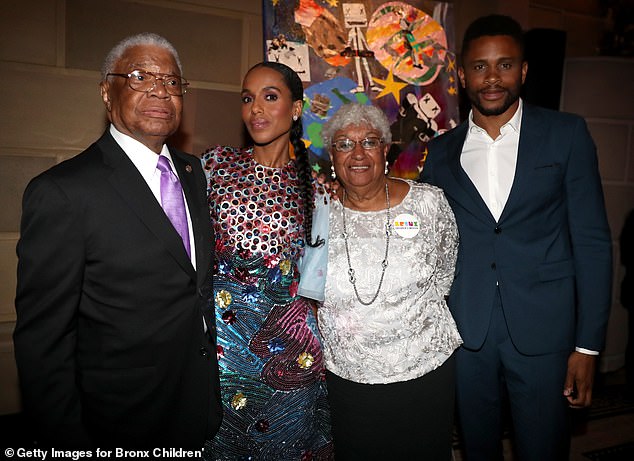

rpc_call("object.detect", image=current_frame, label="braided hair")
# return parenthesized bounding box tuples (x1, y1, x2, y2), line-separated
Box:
(247, 61, 323, 248)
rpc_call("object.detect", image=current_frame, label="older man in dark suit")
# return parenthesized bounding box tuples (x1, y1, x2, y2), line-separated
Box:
(422, 15, 612, 461)
(14, 33, 221, 449)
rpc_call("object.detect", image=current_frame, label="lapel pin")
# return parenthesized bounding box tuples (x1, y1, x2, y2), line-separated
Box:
(185, 164, 192, 173)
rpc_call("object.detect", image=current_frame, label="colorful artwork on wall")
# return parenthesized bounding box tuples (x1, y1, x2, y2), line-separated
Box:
(263, 0, 459, 180)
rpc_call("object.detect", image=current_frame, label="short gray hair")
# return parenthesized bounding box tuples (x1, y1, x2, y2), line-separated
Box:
(322, 103, 392, 150)
(101, 33, 183, 80)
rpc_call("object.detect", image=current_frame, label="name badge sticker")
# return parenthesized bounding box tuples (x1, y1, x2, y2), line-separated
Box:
(392, 213, 420, 238)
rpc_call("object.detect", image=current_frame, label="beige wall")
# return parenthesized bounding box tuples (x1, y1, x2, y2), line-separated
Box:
(0, 0, 624, 414)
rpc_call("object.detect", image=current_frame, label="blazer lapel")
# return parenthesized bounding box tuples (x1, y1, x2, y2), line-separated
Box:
(98, 133, 197, 281)
(498, 104, 546, 223)
(444, 124, 497, 224)
(172, 150, 216, 334)
(172, 150, 212, 290)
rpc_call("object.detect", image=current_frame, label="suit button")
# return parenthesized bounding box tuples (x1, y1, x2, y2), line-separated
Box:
(199, 347, 209, 357)
(491, 263, 496, 269)
(494, 227, 501, 234)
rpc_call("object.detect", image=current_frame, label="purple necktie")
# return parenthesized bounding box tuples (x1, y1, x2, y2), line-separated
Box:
(157, 155, 191, 257)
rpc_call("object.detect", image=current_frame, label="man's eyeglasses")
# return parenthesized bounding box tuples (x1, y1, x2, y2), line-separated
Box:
(332, 136, 383, 153)
(107, 70, 189, 96)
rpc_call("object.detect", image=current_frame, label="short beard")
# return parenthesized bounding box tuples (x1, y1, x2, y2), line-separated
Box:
(469, 87, 520, 117)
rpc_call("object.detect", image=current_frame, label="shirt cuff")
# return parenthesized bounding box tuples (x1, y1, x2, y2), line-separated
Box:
(575, 347, 599, 356)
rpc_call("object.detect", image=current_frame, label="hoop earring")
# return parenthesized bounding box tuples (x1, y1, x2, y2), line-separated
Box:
(331, 165, 336, 180)
(384, 161, 389, 175)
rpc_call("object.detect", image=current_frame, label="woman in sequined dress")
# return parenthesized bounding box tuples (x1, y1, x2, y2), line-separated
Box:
(300, 103, 461, 460)
(200, 62, 333, 460)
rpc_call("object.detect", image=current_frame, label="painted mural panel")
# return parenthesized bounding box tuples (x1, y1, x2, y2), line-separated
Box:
(263, 0, 459, 180)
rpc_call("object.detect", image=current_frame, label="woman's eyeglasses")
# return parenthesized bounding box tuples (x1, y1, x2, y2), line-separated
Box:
(332, 137, 383, 153)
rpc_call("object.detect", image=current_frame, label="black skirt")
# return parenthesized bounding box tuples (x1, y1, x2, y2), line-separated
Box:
(326, 354, 455, 460)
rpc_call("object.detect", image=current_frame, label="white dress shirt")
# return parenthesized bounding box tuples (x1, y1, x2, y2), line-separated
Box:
(461, 100, 522, 222)
(109, 124, 197, 269)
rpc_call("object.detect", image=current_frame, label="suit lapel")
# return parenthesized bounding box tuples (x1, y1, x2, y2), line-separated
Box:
(444, 124, 497, 224)
(172, 149, 215, 333)
(172, 150, 212, 290)
(498, 104, 546, 223)
(98, 133, 197, 281)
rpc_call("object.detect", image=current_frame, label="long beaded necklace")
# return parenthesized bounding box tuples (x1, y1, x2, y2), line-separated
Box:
(341, 182, 391, 306)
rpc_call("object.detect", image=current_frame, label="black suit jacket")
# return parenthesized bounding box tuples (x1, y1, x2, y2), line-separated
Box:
(14, 130, 221, 449)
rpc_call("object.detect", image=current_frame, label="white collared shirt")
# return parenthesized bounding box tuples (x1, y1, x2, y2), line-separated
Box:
(461, 100, 523, 222)
(109, 124, 197, 269)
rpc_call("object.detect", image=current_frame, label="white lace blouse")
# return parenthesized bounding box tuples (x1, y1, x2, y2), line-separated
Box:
(318, 180, 462, 384)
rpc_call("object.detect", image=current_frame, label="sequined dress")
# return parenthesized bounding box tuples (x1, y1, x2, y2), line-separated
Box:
(201, 146, 333, 461)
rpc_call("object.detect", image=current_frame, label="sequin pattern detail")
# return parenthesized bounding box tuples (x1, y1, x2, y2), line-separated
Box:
(201, 146, 333, 461)
(204, 146, 305, 261)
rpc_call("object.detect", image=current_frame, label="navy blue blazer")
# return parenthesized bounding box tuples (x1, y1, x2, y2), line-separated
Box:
(422, 104, 612, 355)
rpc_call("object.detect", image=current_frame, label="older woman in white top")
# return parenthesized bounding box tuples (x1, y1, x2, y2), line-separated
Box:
(302, 103, 461, 460)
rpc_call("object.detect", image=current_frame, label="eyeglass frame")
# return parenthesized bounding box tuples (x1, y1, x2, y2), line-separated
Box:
(331, 136, 385, 153)
(106, 69, 189, 96)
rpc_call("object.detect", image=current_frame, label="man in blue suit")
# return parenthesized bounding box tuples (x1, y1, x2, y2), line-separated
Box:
(422, 15, 612, 461)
